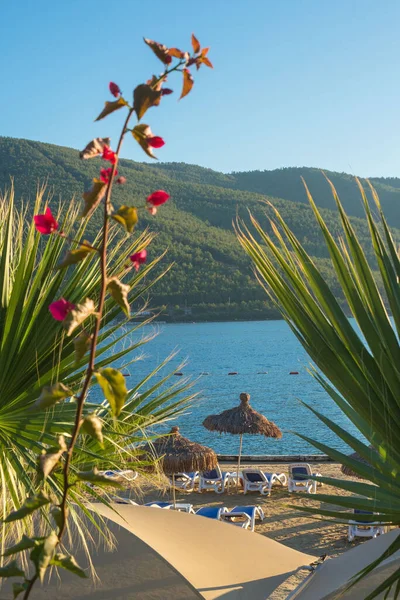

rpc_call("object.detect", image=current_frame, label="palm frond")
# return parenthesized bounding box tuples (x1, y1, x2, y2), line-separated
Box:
(236, 177, 400, 598)
(0, 185, 195, 553)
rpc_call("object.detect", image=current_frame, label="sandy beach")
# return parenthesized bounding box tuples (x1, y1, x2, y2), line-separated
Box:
(115, 461, 372, 597)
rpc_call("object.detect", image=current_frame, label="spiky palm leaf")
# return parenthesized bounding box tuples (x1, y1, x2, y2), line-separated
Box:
(0, 185, 195, 553)
(236, 177, 400, 599)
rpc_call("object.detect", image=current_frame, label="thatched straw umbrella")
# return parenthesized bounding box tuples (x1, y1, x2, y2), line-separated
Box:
(203, 393, 282, 491)
(140, 426, 217, 506)
(341, 446, 376, 479)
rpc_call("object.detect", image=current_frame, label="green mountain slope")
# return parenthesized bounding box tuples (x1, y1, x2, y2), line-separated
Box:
(0, 137, 397, 321)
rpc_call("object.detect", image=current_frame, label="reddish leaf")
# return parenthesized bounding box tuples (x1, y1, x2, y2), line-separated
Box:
(95, 97, 128, 122)
(147, 136, 165, 148)
(144, 38, 172, 64)
(81, 179, 107, 217)
(132, 124, 159, 158)
(79, 137, 111, 160)
(180, 69, 194, 100)
(168, 47, 185, 59)
(201, 56, 213, 69)
(191, 33, 201, 54)
(49, 299, 75, 321)
(133, 84, 162, 120)
(102, 146, 117, 164)
(34, 207, 59, 235)
(147, 190, 170, 206)
(109, 82, 121, 97)
(130, 249, 147, 271)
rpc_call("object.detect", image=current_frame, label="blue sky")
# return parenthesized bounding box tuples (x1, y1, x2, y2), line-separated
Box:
(1, 0, 399, 176)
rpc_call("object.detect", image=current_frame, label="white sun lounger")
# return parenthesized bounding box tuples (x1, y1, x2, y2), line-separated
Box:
(195, 506, 228, 520)
(220, 510, 252, 530)
(99, 469, 138, 482)
(198, 465, 230, 494)
(168, 471, 199, 491)
(348, 509, 386, 542)
(288, 464, 321, 494)
(227, 505, 264, 532)
(242, 469, 287, 495)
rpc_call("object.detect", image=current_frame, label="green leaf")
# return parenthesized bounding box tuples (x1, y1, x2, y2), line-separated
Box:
(13, 582, 28, 599)
(63, 298, 97, 336)
(79, 137, 111, 160)
(131, 124, 157, 159)
(57, 241, 96, 269)
(95, 97, 128, 121)
(33, 382, 72, 410)
(107, 278, 130, 317)
(73, 330, 92, 364)
(50, 506, 64, 530)
(39, 435, 67, 479)
(38, 531, 59, 582)
(94, 368, 128, 417)
(50, 553, 87, 578)
(81, 414, 104, 447)
(0, 560, 25, 577)
(76, 466, 123, 487)
(3, 491, 50, 523)
(133, 84, 162, 120)
(81, 179, 107, 217)
(3, 534, 37, 557)
(111, 205, 138, 233)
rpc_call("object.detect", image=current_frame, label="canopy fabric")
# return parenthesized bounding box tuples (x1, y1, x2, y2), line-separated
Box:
(93, 503, 314, 599)
(292, 529, 400, 599)
(2, 504, 398, 599)
(1, 503, 314, 600)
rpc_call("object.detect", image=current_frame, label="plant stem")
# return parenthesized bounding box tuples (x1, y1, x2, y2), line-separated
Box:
(58, 107, 134, 539)
(23, 108, 135, 599)
(23, 575, 39, 600)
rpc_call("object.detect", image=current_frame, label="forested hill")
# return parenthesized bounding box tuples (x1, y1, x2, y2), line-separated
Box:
(0, 137, 398, 321)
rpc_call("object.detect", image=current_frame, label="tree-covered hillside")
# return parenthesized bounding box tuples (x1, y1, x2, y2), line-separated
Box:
(0, 137, 397, 321)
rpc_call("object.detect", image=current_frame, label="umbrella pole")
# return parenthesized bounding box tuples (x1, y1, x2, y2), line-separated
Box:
(172, 473, 176, 509)
(236, 434, 243, 493)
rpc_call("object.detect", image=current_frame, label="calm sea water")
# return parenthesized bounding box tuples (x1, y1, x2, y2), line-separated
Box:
(103, 320, 362, 456)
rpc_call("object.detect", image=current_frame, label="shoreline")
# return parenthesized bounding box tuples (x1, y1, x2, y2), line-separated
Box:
(218, 454, 333, 463)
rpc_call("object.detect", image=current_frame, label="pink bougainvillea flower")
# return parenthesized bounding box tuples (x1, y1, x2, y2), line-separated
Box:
(147, 190, 170, 207)
(49, 298, 75, 321)
(34, 207, 59, 235)
(147, 136, 165, 149)
(100, 167, 118, 184)
(147, 205, 157, 216)
(130, 249, 147, 271)
(109, 82, 121, 97)
(116, 176, 127, 185)
(161, 88, 173, 96)
(102, 145, 117, 165)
